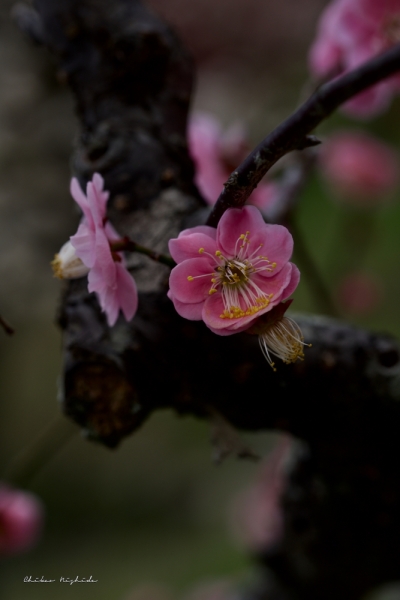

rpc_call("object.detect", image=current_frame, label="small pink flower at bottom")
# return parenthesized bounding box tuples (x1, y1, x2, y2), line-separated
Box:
(0, 485, 43, 556)
(320, 131, 399, 205)
(188, 113, 279, 209)
(53, 173, 138, 327)
(168, 205, 300, 346)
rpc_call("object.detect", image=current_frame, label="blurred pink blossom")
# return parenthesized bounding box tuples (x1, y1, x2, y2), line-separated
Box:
(168, 205, 299, 336)
(188, 113, 278, 208)
(0, 485, 43, 556)
(320, 131, 399, 205)
(229, 436, 292, 553)
(69, 174, 138, 327)
(336, 271, 383, 315)
(309, 0, 400, 117)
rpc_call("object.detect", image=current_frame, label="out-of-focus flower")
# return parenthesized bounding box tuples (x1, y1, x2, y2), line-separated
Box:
(0, 485, 43, 556)
(229, 436, 292, 553)
(188, 113, 278, 208)
(320, 131, 399, 205)
(168, 205, 299, 338)
(51, 240, 90, 279)
(336, 271, 383, 315)
(309, 0, 400, 117)
(53, 174, 138, 327)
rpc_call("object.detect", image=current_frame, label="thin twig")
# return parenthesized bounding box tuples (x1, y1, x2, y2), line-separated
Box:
(0, 314, 14, 335)
(110, 237, 176, 268)
(2, 417, 76, 487)
(207, 42, 400, 227)
(289, 218, 339, 318)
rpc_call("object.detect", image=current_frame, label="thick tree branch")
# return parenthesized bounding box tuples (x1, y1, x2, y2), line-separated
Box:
(18, 2, 400, 597)
(207, 43, 400, 226)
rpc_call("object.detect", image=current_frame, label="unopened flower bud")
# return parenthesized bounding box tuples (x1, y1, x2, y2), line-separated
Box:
(51, 240, 89, 279)
(247, 301, 310, 370)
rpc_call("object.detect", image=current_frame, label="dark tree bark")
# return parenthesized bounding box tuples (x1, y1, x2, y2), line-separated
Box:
(16, 1, 400, 598)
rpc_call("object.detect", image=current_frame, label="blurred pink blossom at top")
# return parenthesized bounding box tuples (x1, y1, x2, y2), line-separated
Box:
(309, 0, 400, 117)
(70, 173, 138, 327)
(188, 113, 279, 208)
(320, 130, 399, 205)
(0, 485, 43, 556)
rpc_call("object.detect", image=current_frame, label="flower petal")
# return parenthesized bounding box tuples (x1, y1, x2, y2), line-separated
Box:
(217, 205, 266, 256)
(168, 292, 204, 320)
(253, 224, 294, 277)
(169, 232, 217, 263)
(70, 221, 97, 268)
(169, 258, 214, 303)
(114, 262, 138, 322)
(281, 264, 300, 300)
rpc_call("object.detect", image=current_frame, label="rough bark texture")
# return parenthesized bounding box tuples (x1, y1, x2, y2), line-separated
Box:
(18, 0, 400, 598)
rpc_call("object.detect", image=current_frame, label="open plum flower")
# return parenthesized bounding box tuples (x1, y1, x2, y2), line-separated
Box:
(53, 173, 138, 327)
(168, 206, 305, 368)
(309, 0, 400, 117)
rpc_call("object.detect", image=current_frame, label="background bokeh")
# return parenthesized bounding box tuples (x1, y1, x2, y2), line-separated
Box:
(1, 0, 400, 598)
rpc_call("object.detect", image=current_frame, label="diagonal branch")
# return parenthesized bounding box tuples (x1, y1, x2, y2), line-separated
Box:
(207, 43, 400, 226)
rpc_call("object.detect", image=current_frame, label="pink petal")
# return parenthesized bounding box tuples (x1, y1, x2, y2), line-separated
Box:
(253, 225, 294, 277)
(70, 178, 91, 223)
(176, 225, 217, 240)
(70, 220, 97, 268)
(86, 174, 109, 226)
(168, 292, 204, 320)
(169, 232, 217, 263)
(114, 262, 138, 322)
(216, 205, 268, 256)
(169, 258, 214, 303)
(281, 264, 300, 300)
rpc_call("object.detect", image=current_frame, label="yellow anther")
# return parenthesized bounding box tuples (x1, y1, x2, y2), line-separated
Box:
(271, 262, 277, 268)
(199, 248, 204, 254)
(215, 250, 222, 256)
(187, 276, 194, 281)
(209, 289, 217, 295)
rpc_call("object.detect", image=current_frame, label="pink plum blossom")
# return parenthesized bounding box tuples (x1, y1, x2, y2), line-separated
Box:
(0, 485, 43, 556)
(336, 271, 383, 315)
(168, 205, 299, 336)
(229, 436, 292, 552)
(309, 0, 400, 117)
(188, 113, 279, 208)
(320, 130, 399, 205)
(69, 173, 138, 327)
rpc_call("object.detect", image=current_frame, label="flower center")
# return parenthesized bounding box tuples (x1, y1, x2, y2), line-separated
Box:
(187, 231, 277, 320)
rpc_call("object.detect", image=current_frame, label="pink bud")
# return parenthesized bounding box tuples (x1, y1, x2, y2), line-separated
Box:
(0, 485, 43, 556)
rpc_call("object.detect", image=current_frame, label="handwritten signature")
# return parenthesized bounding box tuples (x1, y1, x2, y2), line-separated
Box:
(24, 576, 98, 584)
